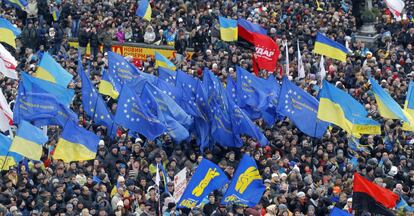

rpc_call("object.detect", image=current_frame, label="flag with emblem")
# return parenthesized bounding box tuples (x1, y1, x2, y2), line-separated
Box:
(176, 70, 203, 118)
(297, 40, 305, 79)
(276, 76, 329, 138)
(194, 80, 211, 151)
(79, 62, 116, 135)
(158, 66, 177, 85)
(108, 51, 140, 84)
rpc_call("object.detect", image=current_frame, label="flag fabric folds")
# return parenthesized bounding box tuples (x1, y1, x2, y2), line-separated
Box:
(35, 52, 73, 87)
(158, 66, 177, 85)
(2, 0, 27, 10)
(0, 133, 23, 170)
(141, 82, 192, 142)
(114, 85, 166, 141)
(79, 63, 114, 130)
(10, 120, 48, 161)
(53, 120, 100, 162)
(219, 16, 238, 42)
(155, 52, 176, 70)
(21, 72, 74, 107)
(396, 197, 414, 212)
(297, 40, 305, 79)
(177, 158, 228, 209)
(0, 88, 13, 126)
(108, 51, 139, 84)
(385, 0, 405, 18)
(318, 80, 380, 138)
(370, 78, 409, 122)
(98, 69, 119, 99)
(277, 77, 329, 138)
(313, 32, 348, 62)
(221, 154, 265, 207)
(237, 18, 267, 44)
(135, 0, 152, 21)
(353, 172, 398, 216)
(0, 43, 18, 79)
(329, 207, 351, 216)
(252, 32, 280, 72)
(0, 18, 21, 48)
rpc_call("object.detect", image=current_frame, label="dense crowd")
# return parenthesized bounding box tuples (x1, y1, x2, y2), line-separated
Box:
(2, 0, 414, 215)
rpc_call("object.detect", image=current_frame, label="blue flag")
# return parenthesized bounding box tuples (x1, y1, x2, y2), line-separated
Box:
(276, 76, 329, 138)
(178, 158, 229, 209)
(194, 80, 211, 151)
(108, 51, 140, 84)
(155, 78, 182, 103)
(14, 84, 77, 127)
(329, 207, 352, 216)
(203, 69, 240, 148)
(21, 72, 74, 107)
(79, 63, 116, 135)
(221, 154, 265, 207)
(114, 85, 166, 141)
(176, 70, 204, 118)
(396, 197, 414, 212)
(158, 66, 177, 85)
(141, 82, 192, 142)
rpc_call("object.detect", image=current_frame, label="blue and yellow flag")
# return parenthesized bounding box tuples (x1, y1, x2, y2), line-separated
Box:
(318, 80, 381, 138)
(222, 154, 265, 207)
(35, 52, 73, 87)
(10, 120, 48, 161)
(314, 32, 348, 62)
(98, 69, 119, 99)
(53, 120, 100, 162)
(155, 52, 176, 71)
(370, 78, 409, 122)
(79, 63, 115, 131)
(403, 81, 414, 131)
(276, 77, 330, 138)
(114, 84, 166, 140)
(21, 72, 74, 107)
(0, 133, 23, 170)
(158, 66, 177, 85)
(178, 158, 229, 209)
(219, 16, 238, 42)
(3, 0, 27, 10)
(52, 7, 60, 21)
(396, 196, 414, 212)
(0, 18, 21, 48)
(135, 0, 151, 21)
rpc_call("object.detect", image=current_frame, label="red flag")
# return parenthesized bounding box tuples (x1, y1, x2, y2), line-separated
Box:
(252, 55, 259, 76)
(252, 34, 280, 72)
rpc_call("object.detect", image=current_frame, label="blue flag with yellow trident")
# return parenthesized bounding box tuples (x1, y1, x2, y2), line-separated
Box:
(177, 158, 228, 209)
(221, 154, 265, 207)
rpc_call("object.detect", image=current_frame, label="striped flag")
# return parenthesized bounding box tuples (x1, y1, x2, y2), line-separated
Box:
(385, 0, 405, 18)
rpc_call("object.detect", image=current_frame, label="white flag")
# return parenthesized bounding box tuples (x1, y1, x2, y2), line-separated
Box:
(0, 89, 12, 121)
(0, 44, 18, 79)
(297, 40, 305, 79)
(285, 42, 289, 76)
(319, 55, 326, 81)
(0, 110, 11, 133)
(173, 167, 187, 203)
(385, 0, 405, 18)
(155, 163, 160, 187)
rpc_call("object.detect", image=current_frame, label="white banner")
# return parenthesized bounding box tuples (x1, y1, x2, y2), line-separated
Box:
(173, 167, 187, 203)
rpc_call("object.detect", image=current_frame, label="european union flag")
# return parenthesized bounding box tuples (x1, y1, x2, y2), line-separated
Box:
(14, 85, 77, 127)
(79, 63, 115, 135)
(141, 82, 191, 142)
(155, 78, 181, 102)
(222, 154, 265, 207)
(276, 77, 329, 138)
(108, 51, 140, 84)
(114, 84, 166, 141)
(194, 80, 211, 151)
(176, 70, 204, 118)
(203, 69, 240, 148)
(177, 158, 229, 209)
(158, 66, 176, 85)
(21, 72, 74, 107)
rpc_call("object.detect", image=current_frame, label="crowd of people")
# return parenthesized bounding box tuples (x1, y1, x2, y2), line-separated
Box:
(1, 0, 414, 215)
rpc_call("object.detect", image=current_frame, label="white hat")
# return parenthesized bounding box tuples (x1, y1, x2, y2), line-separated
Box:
(99, 140, 105, 146)
(117, 176, 125, 183)
(117, 200, 124, 207)
(271, 173, 278, 178)
(280, 173, 287, 178)
(297, 191, 306, 198)
(388, 166, 398, 176)
(135, 138, 143, 143)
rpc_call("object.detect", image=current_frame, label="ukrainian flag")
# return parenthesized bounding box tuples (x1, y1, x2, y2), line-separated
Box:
(318, 80, 381, 138)
(403, 81, 414, 131)
(98, 70, 119, 99)
(369, 78, 409, 122)
(314, 32, 348, 62)
(0, 18, 21, 48)
(35, 52, 73, 87)
(155, 52, 176, 71)
(219, 16, 238, 42)
(0, 133, 23, 170)
(53, 120, 100, 162)
(135, 0, 152, 21)
(3, 0, 27, 10)
(52, 9, 60, 21)
(9, 120, 48, 161)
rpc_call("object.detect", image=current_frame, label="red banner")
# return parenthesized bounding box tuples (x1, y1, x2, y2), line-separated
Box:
(252, 34, 280, 72)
